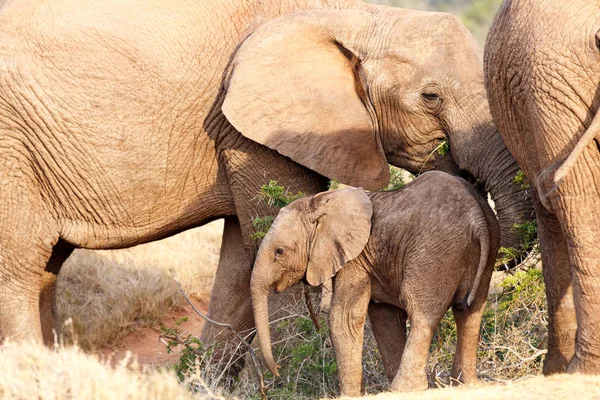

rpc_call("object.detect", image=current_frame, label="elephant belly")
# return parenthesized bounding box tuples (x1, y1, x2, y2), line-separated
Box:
(0, 0, 247, 249)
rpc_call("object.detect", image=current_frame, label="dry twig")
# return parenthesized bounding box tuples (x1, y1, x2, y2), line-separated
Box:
(173, 279, 267, 400)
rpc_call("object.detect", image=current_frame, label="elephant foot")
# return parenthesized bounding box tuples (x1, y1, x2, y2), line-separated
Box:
(450, 367, 479, 386)
(567, 352, 600, 375)
(543, 348, 571, 375)
(390, 373, 428, 393)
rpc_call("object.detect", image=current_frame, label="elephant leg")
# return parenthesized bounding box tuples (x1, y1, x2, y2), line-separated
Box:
(329, 266, 371, 397)
(556, 195, 600, 373)
(391, 314, 437, 393)
(451, 303, 485, 384)
(0, 177, 59, 343)
(534, 195, 576, 374)
(40, 245, 74, 345)
(200, 217, 256, 374)
(368, 302, 407, 383)
(450, 256, 493, 384)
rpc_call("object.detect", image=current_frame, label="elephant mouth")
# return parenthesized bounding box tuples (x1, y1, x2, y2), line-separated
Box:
(301, 274, 309, 286)
(386, 137, 447, 175)
(388, 153, 437, 175)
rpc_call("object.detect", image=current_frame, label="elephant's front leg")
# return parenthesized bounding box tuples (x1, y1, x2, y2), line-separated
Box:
(535, 195, 576, 374)
(329, 266, 371, 397)
(200, 217, 256, 374)
(555, 193, 600, 373)
(368, 302, 407, 382)
(201, 216, 305, 374)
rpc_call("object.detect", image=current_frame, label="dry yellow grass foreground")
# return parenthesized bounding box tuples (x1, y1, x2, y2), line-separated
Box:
(354, 374, 600, 400)
(1, 341, 600, 400)
(0, 342, 201, 400)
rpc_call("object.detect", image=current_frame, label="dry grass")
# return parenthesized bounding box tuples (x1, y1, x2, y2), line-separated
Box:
(1, 344, 597, 400)
(57, 220, 223, 350)
(356, 374, 600, 400)
(0, 342, 208, 400)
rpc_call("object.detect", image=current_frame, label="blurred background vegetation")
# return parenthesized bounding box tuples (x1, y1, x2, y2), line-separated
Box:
(369, 0, 503, 44)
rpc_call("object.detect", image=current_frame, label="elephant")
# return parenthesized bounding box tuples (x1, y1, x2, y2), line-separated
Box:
(485, 0, 600, 374)
(250, 171, 500, 396)
(0, 0, 531, 368)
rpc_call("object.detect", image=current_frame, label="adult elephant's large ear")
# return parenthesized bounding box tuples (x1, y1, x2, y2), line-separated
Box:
(222, 10, 390, 191)
(305, 188, 372, 286)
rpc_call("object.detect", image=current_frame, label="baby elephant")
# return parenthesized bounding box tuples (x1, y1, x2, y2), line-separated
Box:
(250, 171, 500, 396)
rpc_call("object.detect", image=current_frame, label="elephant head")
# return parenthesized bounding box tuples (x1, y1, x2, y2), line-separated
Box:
(222, 7, 533, 251)
(250, 188, 372, 376)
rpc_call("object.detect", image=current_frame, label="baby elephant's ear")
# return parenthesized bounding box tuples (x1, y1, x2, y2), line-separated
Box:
(305, 188, 373, 286)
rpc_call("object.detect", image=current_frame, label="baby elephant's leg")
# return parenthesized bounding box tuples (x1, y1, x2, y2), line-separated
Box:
(329, 266, 371, 397)
(451, 302, 485, 384)
(391, 314, 437, 392)
(451, 264, 493, 384)
(368, 303, 407, 382)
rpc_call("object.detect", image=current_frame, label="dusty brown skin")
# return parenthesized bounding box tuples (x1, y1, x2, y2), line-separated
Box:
(251, 172, 500, 396)
(0, 0, 530, 365)
(485, 0, 600, 374)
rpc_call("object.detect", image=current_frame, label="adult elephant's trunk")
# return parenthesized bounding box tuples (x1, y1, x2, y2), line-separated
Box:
(250, 267, 280, 376)
(448, 97, 535, 252)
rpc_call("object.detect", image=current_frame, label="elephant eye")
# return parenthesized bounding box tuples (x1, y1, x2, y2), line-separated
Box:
(421, 92, 440, 102)
(275, 247, 285, 256)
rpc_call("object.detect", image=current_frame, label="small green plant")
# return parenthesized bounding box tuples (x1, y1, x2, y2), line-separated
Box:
(266, 315, 338, 398)
(257, 180, 304, 208)
(249, 216, 275, 240)
(498, 220, 539, 266)
(513, 169, 530, 189)
(384, 165, 410, 191)
(437, 140, 450, 156)
(328, 179, 340, 190)
(251, 181, 306, 241)
(160, 318, 212, 383)
(479, 267, 546, 377)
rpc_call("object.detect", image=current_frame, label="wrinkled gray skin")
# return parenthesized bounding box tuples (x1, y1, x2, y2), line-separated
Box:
(485, 0, 600, 374)
(0, 0, 530, 369)
(251, 172, 500, 396)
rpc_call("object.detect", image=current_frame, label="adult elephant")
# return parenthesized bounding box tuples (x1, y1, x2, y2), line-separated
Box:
(485, 0, 600, 374)
(0, 0, 531, 362)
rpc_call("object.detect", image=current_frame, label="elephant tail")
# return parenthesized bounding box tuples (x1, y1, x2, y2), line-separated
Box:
(553, 107, 600, 187)
(466, 213, 492, 308)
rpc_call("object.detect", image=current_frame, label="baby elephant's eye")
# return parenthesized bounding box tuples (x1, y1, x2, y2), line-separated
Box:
(275, 247, 285, 256)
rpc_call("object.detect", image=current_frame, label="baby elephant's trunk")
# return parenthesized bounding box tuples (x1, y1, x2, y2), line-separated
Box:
(466, 212, 494, 307)
(250, 268, 280, 377)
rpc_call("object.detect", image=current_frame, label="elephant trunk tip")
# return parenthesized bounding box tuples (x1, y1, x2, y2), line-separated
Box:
(266, 359, 280, 377)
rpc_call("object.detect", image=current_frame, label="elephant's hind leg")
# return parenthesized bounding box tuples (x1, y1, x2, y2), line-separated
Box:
(368, 302, 407, 383)
(450, 302, 485, 384)
(0, 165, 61, 344)
(534, 193, 576, 374)
(39, 245, 74, 345)
(450, 256, 493, 385)
(390, 314, 437, 393)
(556, 193, 600, 373)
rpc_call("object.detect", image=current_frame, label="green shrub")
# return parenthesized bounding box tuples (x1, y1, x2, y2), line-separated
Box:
(384, 165, 409, 191)
(250, 181, 305, 241)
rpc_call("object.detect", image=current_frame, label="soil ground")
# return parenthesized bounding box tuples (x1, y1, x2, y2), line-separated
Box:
(98, 295, 209, 367)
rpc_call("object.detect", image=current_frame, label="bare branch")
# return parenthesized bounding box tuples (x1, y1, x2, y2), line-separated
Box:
(173, 279, 267, 400)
